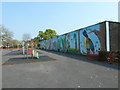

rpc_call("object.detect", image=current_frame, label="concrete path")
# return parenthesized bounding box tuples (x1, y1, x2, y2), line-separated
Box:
(2, 49, 118, 88)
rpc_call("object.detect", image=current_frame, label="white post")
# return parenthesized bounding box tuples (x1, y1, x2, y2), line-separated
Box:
(106, 21, 110, 51)
(33, 50, 34, 57)
(37, 52, 39, 58)
(22, 41, 25, 55)
(26, 44, 28, 59)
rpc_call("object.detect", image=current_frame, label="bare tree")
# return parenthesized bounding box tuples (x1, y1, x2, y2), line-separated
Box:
(22, 33, 31, 54)
(22, 33, 31, 41)
(0, 25, 13, 41)
(0, 25, 14, 48)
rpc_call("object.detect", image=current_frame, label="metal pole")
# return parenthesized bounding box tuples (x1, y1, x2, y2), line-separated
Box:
(22, 41, 25, 55)
(106, 21, 110, 51)
(26, 44, 28, 59)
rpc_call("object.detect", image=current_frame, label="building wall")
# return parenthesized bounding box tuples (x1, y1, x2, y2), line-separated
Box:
(40, 40, 46, 49)
(118, 23, 120, 51)
(45, 39, 52, 50)
(51, 37, 58, 51)
(57, 35, 66, 52)
(79, 24, 101, 55)
(40, 21, 119, 55)
(109, 22, 120, 51)
(66, 31, 79, 53)
(98, 22, 106, 51)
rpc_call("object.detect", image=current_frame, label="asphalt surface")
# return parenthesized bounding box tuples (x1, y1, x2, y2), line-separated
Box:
(2, 49, 119, 88)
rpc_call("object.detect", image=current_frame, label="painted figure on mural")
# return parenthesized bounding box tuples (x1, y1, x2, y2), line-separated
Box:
(73, 33, 77, 49)
(67, 34, 70, 49)
(83, 30, 94, 54)
(53, 41, 56, 49)
(57, 35, 66, 51)
(58, 39, 60, 49)
(80, 24, 101, 55)
(61, 38, 65, 49)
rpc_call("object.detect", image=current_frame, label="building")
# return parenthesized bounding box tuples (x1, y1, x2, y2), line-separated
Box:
(40, 21, 120, 55)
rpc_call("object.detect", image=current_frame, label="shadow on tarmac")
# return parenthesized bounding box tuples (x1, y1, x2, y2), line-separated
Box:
(40, 49, 119, 71)
(2, 55, 56, 65)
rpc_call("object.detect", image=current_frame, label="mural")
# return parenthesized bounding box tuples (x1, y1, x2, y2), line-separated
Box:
(80, 24, 100, 55)
(40, 40, 46, 49)
(66, 31, 79, 53)
(46, 39, 52, 50)
(51, 37, 58, 51)
(57, 35, 66, 52)
(40, 41, 43, 49)
(40, 23, 105, 55)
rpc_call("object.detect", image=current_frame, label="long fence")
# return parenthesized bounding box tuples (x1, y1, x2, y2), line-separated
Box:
(40, 21, 120, 56)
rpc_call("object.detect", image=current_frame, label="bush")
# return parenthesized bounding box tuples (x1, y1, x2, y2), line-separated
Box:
(99, 50, 120, 63)
(98, 51, 109, 61)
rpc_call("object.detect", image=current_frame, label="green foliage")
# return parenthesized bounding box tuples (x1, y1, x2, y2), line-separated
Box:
(99, 50, 120, 53)
(38, 29, 58, 41)
(68, 48, 79, 53)
(32, 37, 40, 44)
(33, 29, 58, 47)
(99, 50, 120, 63)
(99, 50, 110, 53)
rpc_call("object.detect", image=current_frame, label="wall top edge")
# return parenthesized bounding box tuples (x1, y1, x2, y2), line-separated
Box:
(40, 20, 119, 42)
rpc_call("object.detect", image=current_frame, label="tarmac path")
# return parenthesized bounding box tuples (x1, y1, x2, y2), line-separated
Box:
(2, 49, 119, 88)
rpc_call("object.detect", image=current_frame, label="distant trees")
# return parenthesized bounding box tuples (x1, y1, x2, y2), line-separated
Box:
(20, 29, 58, 48)
(0, 25, 21, 48)
(38, 29, 58, 41)
(22, 33, 31, 41)
(22, 33, 31, 48)
(0, 25, 58, 49)
(0, 25, 13, 41)
(32, 29, 58, 47)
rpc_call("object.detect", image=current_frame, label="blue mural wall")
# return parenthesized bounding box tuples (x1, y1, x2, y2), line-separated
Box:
(45, 39, 52, 50)
(40, 23, 102, 55)
(40, 41, 43, 49)
(51, 37, 58, 51)
(80, 24, 100, 55)
(57, 35, 66, 52)
(66, 31, 79, 53)
(40, 40, 46, 49)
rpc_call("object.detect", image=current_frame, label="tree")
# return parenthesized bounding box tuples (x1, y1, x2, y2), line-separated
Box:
(0, 25, 14, 48)
(32, 29, 58, 48)
(22, 33, 31, 41)
(22, 33, 31, 49)
(11, 40, 21, 48)
(38, 29, 58, 40)
(31, 37, 40, 47)
(38, 31, 44, 41)
(44, 29, 58, 39)
(0, 25, 13, 41)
